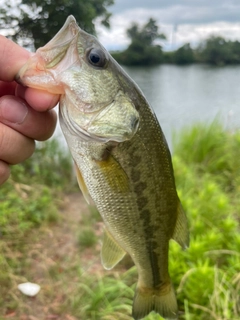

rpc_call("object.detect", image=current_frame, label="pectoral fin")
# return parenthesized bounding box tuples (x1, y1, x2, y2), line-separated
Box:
(172, 202, 189, 249)
(96, 155, 130, 193)
(74, 162, 91, 204)
(101, 229, 126, 270)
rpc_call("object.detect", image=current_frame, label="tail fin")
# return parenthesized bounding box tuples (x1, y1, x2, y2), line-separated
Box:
(132, 282, 178, 320)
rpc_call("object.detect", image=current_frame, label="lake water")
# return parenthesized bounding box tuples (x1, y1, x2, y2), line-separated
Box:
(55, 64, 240, 152)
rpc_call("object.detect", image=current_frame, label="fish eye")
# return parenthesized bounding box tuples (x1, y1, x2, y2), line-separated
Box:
(87, 48, 107, 68)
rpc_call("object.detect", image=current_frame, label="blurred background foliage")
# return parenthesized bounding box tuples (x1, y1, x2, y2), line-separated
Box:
(0, 123, 239, 319)
(0, 0, 113, 48)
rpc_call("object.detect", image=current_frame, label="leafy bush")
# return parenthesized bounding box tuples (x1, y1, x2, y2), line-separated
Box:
(11, 138, 73, 190)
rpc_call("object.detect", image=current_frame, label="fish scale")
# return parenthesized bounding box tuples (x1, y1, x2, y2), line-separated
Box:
(17, 15, 189, 320)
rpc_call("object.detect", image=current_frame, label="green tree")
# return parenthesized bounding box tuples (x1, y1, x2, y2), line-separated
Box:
(229, 40, 240, 63)
(113, 18, 166, 66)
(127, 18, 165, 46)
(0, 0, 113, 48)
(173, 43, 195, 64)
(197, 36, 233, 65)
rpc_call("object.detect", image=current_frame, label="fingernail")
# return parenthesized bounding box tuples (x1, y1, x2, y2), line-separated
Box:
(0, 97, 28, 124)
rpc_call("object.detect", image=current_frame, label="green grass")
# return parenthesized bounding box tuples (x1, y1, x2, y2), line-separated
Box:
(69, 273, 134, 319)
(0, 138, 73, 234)
(0, 123, 240, 319)
(170, 121, 240, 319)
(78, 228, 98, 249)
(173, 120, 240, 192)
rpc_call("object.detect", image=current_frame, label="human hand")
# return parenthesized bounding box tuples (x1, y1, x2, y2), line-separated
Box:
(0, 36, 60, 185)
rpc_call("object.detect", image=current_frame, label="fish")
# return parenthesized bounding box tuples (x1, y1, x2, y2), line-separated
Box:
(16, 15, 189, 320)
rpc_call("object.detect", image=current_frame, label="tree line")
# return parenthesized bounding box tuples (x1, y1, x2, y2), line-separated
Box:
(1, 0, 240, 66)
(164, 36, 240, 66)
(112, 19, 240, 66)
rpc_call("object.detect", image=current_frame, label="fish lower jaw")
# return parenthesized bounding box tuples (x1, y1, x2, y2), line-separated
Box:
(63, 117, 113, 143)
(66, 116, 135, 143)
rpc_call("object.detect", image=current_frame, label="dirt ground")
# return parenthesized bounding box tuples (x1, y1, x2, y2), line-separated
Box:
(3, 192, 104, 320)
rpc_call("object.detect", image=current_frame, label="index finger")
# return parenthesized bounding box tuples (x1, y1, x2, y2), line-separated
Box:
(16, 85, 60, 111)
(0, 36, 30, 81)
(0, 36, 60, 111)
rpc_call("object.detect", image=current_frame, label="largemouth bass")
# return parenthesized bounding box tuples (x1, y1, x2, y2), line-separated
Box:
(17, 16, 189, 320)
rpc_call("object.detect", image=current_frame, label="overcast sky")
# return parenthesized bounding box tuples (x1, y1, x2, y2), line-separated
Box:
(96, 0, 240, 50)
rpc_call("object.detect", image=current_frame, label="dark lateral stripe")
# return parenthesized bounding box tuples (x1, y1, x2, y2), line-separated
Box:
(139, 209, 161, 287)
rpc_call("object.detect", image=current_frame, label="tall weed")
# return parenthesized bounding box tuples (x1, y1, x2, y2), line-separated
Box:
(171, 122, 240, 319)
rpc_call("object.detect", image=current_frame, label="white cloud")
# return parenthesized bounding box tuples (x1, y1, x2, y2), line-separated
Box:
(96, 5, 240, 51)
(95, 15, 131, 50)
(110, 0, 240, 24)
(175, 22, 240, 47)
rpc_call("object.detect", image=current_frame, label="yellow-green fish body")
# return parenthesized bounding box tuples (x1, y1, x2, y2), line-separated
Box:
(17, 16, 189, 320)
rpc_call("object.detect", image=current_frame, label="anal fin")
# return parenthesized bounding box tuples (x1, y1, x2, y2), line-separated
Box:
(172, 201, 189, 249)
(74, 161, 91, 204)
(101, 229, 126, 270)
